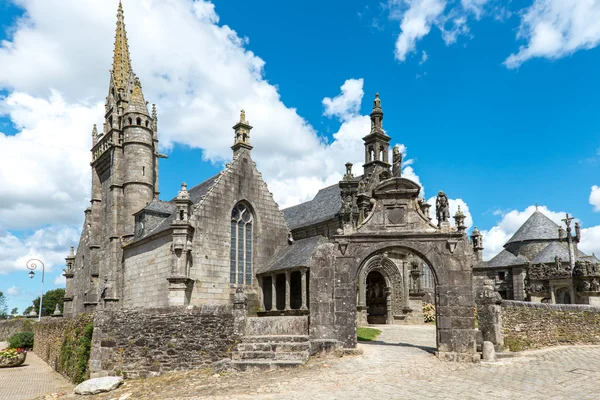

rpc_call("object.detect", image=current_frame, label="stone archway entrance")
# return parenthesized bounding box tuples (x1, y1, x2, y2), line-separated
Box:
(366, 271, 388, 324)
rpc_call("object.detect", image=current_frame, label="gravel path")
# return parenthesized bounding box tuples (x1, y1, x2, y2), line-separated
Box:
(18, 326, 600, 400)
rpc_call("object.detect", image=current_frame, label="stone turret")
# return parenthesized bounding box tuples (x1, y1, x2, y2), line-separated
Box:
(471, 227, 484, 261)
(363, 93, 391, 179)
(232, 109, 253, 158)
(122, 76, 156, 239)
(454, 205, 467, 233)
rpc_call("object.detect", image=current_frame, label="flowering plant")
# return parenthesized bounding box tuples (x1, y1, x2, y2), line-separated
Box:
(0, 348, 27, 360)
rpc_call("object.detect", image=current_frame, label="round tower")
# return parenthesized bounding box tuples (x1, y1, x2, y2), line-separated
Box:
(122, 77, 155, 238)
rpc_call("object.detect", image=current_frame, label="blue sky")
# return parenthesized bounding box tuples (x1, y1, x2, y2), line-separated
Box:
(1, 0, 600, 313)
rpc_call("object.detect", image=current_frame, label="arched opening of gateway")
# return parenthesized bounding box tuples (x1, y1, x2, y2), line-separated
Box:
(366, 270, 388, 324)
(356, 248, 439, 353)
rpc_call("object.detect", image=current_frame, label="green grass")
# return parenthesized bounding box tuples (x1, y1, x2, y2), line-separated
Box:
(357, 327, 382, 341)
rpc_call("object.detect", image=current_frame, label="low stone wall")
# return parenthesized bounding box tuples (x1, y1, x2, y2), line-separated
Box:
(89, 305, 240, 379)
(0, 318, 35, 341)
(502, 300, 600, 351)
(33, 314, 94, 383)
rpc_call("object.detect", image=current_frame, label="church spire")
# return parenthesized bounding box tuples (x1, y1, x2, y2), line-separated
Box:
(232, 109, 253, 157)
(112, 0, 132, 90)
(370, 92, 384, 134)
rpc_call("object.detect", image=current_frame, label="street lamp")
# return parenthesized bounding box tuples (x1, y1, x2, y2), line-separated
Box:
(26, 259, 44, 322)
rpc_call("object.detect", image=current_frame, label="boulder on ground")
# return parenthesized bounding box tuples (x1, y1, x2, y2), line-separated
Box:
(74, 376, 123, 395)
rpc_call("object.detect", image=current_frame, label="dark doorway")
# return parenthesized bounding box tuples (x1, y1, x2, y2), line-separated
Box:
(366, 271, 387, 324)
(276, 274, 286, 310)
(262, 276, 273, 311)
(290, 271, 302, 309)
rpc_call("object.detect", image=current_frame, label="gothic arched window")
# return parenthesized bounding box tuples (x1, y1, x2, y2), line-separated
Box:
(230, 203, 253, 285)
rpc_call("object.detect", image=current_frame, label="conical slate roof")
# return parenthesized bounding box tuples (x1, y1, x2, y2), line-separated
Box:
(486, 249, 529, 268)
(506, 211, 561, 244)
(531, 241, 589, 264)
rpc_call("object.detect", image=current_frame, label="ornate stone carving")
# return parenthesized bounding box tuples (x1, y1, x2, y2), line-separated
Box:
(573, 261, 600, 277)
(476, 279, 502, 305)
(528, 262, 571, 281)
(392, 145, 402, 177)
(525, 283, 548, 294)
(436, 191, 450, 227)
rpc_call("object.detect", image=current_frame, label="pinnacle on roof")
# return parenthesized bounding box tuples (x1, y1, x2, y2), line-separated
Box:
(369, 92, 385, 135)
(506, 210, 561, 245)
(127, 78, 149, 115)
(112, 0, 132, 90)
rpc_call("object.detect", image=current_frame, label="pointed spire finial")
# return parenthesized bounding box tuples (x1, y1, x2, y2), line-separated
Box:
(373, 92, 381, 109)
(112, 0, 132, 90)
(92, 124, 99, 145)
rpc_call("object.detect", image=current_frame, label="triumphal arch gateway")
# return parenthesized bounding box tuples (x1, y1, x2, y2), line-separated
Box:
(65, 3, 482, 366)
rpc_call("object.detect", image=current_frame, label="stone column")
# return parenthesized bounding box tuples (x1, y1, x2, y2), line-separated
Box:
(476, 279, 504, 351)
(300, 268, 308, 310)
(550, 286, 556, 304)
(233, 287, 248, 337)
(402, 260, 411, 311)
(285, 271, 291, 311)
(271, 273, 277, 311)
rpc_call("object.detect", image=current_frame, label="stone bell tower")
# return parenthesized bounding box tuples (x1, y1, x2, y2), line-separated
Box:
(81, 0, 159, 311)
(363, 93, 391, 179)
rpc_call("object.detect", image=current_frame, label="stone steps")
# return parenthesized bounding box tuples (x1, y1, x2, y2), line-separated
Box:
(237, 342, 310, 352)
(242, 335, 310, 343)
(232, 334, 311, 371)
(231, 359, 305, 372)
(232, 350, 310, 361)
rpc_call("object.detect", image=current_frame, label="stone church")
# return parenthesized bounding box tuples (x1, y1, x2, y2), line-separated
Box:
(64, 2, 483, 362)
(474, 209, 600, 305)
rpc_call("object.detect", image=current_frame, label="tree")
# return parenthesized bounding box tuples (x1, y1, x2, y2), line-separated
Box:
(23, 305, 34, 316)
(10, 307, 18, 316)
(0, 291, 7, 319)
(30, 288, 66, 317)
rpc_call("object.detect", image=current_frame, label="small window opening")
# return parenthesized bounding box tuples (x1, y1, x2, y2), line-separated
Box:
(136, 117, 142, 125)
(145, 120, 149, 127)
(128, 118, 132, 125)
(142, 166, 145, 176)
(498, 271, 506, 282)
(179, 210, 184, 220)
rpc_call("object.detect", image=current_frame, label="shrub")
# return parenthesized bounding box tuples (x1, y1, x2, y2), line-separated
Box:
(8, 331, 34, 349)
(423, 303, 436, 323)
(59, 321, 94, 384)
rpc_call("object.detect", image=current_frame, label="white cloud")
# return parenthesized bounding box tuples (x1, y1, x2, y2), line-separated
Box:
(419, 50, 428, 64)
(479, 205, 573, 260)
(579, 225, 600, 257)
(323, 79, 365, 122)
(6, 286, 21, 296)
(0, 91, 98, 229)
(461, 0, 488, 19)
(505, 0, 600, 69)
(590, 185, 600, 212)
(0, 224, 78, 274)
(426, 195, 473, 230)
(390, 0, 447, 62)
(54, 275, 66, 286)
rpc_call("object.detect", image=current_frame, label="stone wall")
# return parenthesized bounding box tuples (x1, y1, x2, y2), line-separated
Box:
(122, 232, 172, 308)
(189, 148, 289, 307)
(0, 318, 35, 341)
(89, 305, 240, 379)
(502, 300, 600, 351)
(33, 314, 95, 383)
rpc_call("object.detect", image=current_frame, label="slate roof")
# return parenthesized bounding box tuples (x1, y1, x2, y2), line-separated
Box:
(282, 184, 342, 230)
(257, 236, 327, 274)
(506, 211, 561, 244)
(529, 241, 589, 264)
(485, 249, 529, 268)
(143, 199, 176, 215)
(132, 173, 220, 241)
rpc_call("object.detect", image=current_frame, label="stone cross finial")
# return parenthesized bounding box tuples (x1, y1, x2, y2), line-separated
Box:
(562, 213, 574, 229)
(240, 109, 246, 123)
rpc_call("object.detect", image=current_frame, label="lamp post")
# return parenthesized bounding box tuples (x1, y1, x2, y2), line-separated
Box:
(26, 259, 45, 322)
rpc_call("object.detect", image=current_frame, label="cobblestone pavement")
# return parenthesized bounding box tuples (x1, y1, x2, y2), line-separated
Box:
(0, 341, 73, 400)
(48, 326, 600, 400)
